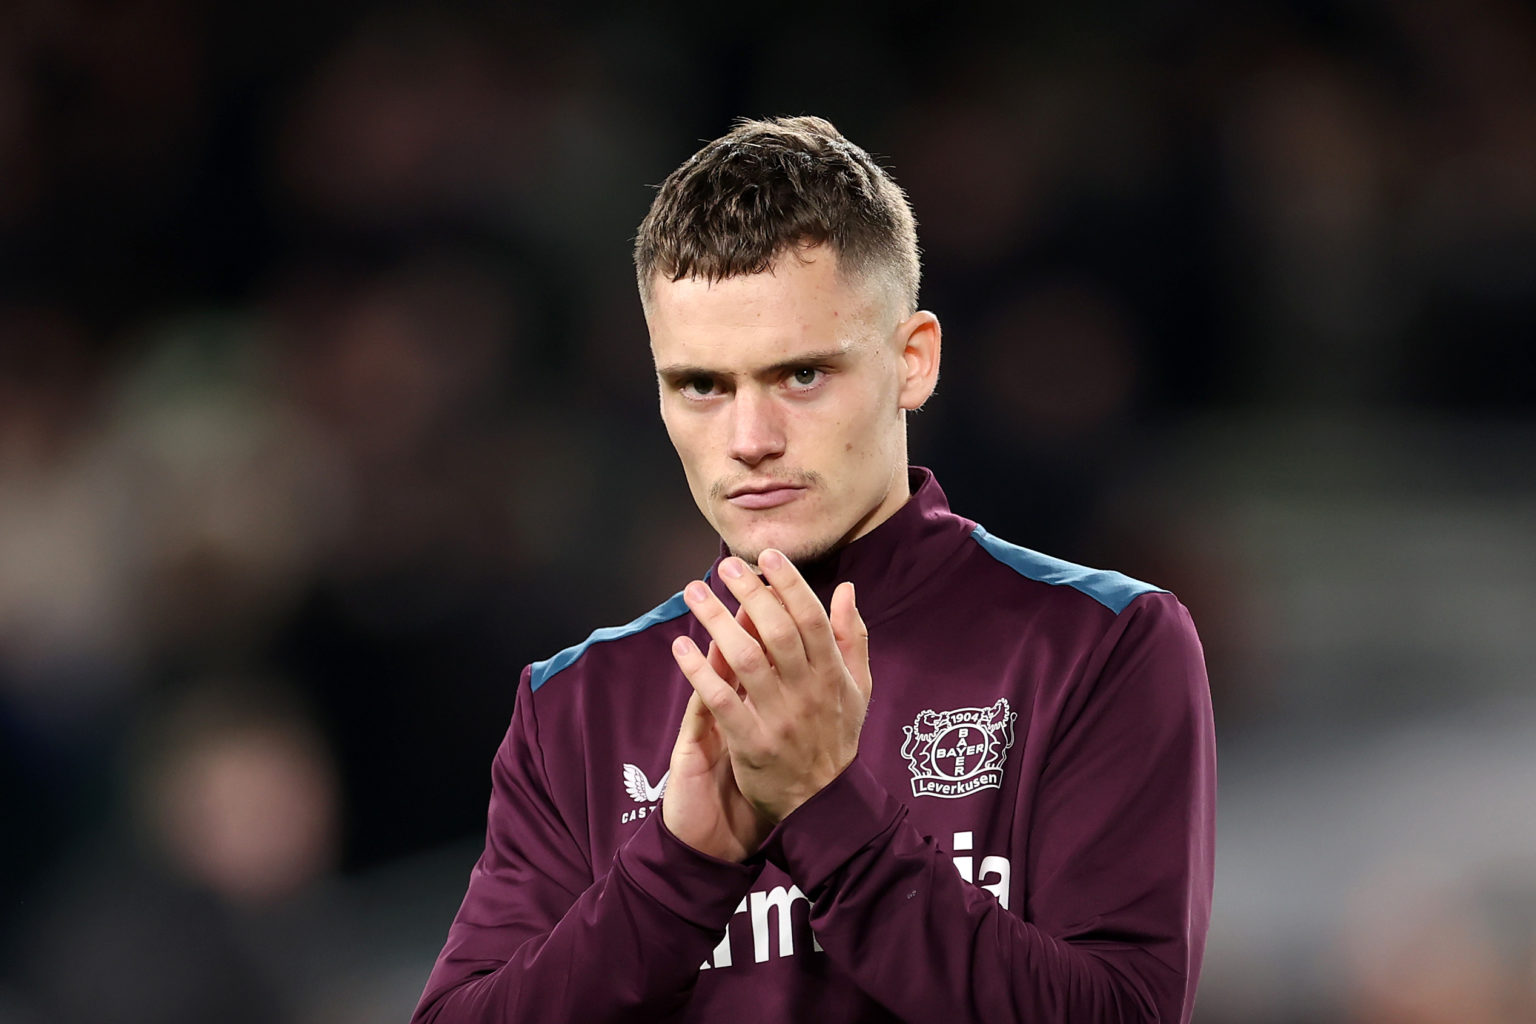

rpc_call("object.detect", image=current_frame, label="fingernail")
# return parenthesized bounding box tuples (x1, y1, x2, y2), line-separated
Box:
(760, 549, 784, 570)
(720, 558, 743, 579)
(672, 636, 694, 656)
(685, 581, 709, 603)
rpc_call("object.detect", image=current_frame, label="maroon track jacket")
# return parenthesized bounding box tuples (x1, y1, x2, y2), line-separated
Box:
(413, 468, 1216, 1023)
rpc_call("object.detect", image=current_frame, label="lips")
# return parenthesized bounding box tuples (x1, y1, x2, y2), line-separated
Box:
(725, 482, 806, 510)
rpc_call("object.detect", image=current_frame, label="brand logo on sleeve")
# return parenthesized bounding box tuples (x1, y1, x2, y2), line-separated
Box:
(901, 699, 1017, 799)
(619, 763, 669, 823)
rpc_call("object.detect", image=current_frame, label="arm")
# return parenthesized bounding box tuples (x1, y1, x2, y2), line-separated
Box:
(764, 593, 1216, 1024)
(411, 666, 762, 1024)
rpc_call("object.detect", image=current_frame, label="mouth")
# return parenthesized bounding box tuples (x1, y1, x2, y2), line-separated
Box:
(724, 482, 807, 510)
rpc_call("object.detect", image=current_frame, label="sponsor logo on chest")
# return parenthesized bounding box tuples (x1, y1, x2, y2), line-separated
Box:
(901, 698, 1018, 799)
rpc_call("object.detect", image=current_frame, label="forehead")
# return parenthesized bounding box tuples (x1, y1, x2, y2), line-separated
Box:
(644, 250, 887, 370)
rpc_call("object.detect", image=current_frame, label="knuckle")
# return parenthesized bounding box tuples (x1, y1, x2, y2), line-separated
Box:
(802, 616, 833, 640)
(733, 644, 767, 674)
(762, 623, 798, 650)
(699, 599, 731, 624)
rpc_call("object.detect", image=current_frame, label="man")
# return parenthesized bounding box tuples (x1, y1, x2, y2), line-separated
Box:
(413, 116, 1215, 1024)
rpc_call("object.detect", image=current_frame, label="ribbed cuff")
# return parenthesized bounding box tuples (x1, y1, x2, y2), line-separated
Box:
(758, 757, 905, 895)
(616, 812, 762, 930)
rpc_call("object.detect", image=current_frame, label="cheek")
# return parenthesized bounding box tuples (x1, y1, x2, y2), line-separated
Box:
(662, 413, 711, 484)
(837, 391, 897, 455)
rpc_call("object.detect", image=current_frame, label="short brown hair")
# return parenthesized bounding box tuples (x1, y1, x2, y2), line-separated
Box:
(634, 116, 920, 316)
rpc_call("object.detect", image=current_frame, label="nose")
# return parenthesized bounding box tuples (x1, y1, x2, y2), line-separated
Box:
(726, 388, 786, 466)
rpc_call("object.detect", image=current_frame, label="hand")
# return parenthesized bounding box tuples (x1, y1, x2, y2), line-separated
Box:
(669, 549, 871, 823)
(662, 627, 774, 862)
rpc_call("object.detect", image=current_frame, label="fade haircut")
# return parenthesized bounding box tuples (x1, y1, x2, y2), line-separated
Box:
(634, 116, 920, 319)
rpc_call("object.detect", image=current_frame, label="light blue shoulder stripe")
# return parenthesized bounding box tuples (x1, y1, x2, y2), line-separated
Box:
(969, 525, 1163, 615)
(530, 590, 692, 692)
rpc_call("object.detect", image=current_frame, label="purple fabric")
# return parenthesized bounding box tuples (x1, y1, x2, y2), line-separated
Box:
(413, 469, 1216, 1023)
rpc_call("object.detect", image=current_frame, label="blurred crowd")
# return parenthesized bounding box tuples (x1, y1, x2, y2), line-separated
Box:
(1, 1, 1533, 1021)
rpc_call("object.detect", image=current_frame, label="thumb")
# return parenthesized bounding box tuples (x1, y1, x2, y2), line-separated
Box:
(830, 581, 871, 701)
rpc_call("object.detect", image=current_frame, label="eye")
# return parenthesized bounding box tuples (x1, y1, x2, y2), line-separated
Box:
(680, 375, 720, 399)
(787, 367, 823, 389)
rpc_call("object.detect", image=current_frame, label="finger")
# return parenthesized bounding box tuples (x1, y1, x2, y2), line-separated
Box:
(756, 549, 838, 668)
(682, 579, 783, 707)
(830, 581, 872, 701)
(706, 640, 746, 701)
(735, 603, 763, 646)
(717, 557, 808, 677)
(711, 605, 765, 668)
(674, 689, 712, 746)
(709, 626, 754, 697)
(706, 639, 732, 681)
(671, 631, 756, 737)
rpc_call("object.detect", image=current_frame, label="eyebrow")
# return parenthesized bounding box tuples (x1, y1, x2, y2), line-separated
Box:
(655, 346, 853, 381)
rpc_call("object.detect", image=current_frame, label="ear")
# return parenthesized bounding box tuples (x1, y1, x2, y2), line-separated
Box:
(894, 311, 942, 411)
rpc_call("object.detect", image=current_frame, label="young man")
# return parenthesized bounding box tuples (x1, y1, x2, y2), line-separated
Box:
(413, 116, 1215, 1024)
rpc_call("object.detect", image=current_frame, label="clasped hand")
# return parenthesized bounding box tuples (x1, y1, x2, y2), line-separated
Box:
(660, 549, 871, 862)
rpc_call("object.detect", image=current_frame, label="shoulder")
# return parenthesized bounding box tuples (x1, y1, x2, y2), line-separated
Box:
(956, 527, 1208, 726)
(528, 589, 693, 693)
(963, 524, 1167, 617)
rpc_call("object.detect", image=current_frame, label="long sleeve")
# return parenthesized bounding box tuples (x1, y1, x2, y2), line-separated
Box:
(411, 666, 762, 1024)
(760, 592, 1216, 1024)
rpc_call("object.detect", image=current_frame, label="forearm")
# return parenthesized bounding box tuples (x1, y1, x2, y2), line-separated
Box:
(765, 761, 1183, 1024)
(414, 814, 760, 1024)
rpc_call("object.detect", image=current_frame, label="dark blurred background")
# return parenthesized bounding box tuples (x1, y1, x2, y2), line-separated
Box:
(2, 1, 1534, 1021)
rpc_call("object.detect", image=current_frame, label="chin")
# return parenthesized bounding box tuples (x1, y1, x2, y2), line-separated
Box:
(726, 531, 842, 570)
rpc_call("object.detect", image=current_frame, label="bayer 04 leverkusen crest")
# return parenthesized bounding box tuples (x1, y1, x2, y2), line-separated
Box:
(900, 699, 1018, 799)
